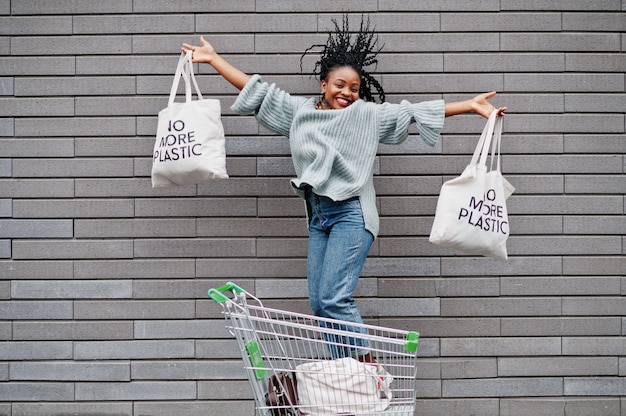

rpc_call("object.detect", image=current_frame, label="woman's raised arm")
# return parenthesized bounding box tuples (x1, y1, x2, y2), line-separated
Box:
(445, 91, 506, 118)
(182, 36, 251, 91)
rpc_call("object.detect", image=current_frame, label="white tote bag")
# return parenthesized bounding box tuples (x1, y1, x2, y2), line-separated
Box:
(296, 357, 393, 415)
(429, 111, 514, 260)
(151, 52, 228, 188)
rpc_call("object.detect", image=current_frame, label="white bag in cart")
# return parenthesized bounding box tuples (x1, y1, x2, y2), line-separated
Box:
(296, 357, 393, 415)
(151, 51, 228, 188)
(429, 110, 514, 260)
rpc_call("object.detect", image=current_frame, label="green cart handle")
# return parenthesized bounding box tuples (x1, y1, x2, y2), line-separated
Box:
(208, 281, 245, 304)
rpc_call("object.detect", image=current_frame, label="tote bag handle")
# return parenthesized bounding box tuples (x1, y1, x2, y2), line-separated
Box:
(168, 51, 204, 106)
(469, 110, 498, 169)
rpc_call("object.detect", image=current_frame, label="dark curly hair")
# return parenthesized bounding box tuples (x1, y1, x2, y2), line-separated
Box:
(301, 14, 385, 103)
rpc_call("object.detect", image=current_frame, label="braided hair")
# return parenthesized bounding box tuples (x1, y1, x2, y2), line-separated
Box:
(301, 14, 385, 103)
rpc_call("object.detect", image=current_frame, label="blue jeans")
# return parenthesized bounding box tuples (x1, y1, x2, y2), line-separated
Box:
(305, 190, 374, 358)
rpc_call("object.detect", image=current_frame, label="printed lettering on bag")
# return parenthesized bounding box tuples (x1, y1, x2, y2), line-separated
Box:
(154, 119, 202, 162)
(457, 189, 508, 235)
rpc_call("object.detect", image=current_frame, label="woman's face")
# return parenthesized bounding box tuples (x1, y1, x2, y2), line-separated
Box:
(321, 66, 361, 109)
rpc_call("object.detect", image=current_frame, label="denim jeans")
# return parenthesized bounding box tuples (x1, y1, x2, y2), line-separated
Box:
(305, 190, 374, 358)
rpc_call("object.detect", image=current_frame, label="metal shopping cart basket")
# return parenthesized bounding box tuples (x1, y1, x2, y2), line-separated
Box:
(209, 282, 420, 416)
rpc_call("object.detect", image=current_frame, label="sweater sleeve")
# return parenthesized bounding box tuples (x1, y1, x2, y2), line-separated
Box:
(378, 99, 445, 146)
(230, 74, 306, 138)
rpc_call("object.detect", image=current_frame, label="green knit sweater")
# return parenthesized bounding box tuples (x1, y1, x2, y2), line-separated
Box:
(231, 74, 445, 237)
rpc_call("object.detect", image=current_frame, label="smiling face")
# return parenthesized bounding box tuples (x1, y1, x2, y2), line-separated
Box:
(320, 66, 361, 109)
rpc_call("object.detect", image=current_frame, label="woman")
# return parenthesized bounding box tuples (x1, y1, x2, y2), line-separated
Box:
(183, 16, 505, 360)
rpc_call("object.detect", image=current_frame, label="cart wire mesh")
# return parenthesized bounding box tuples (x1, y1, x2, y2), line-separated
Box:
(209, 282, 419, 416)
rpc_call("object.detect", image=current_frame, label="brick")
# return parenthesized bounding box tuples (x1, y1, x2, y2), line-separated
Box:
(74, 300, 195, 320)
(73, 14, 194, 34)
(443, 378, 563, 398)
(414, 399, 499, 416)
(75, 137, 152, 157)
(565, 175, 626, 194)
(76, 96, 166, 116)
(75, 381, 196, 401)
(563, 12, 626, 31)
(0, 78, 12, 95)
(565, 377, 626, 396)
(131, 360, 235, 380)
(564, 134, 626, 153)
(198, 380, 252, 399)
(442, 12, 561, 32)
(0, 16, 72, 35)
(563, 256, 625, 275)
(11, 280, 132, 299)
(0, 239, 9, 258)
(0, 260, 73, 279)
(134, 0, 255, 12)
(501, 398, 621, 416)
(15, 76, 135, 97)
(12, 403, 132, 416)
(0, 118, 13, 136)
(501, 277, 622, 296)
(12, 239, 134, 260)
(197, 13, 317, 33)
(11, 0, 133, 15)
(0, 97, 73, 116)
(440, 358, 498, 379)
(75, 219, 196, 238)
(501, 0, 621, 10)
(499, 357, 618, 377)
(441, 297, 561, 317)
(383, 318, 500, 337)
(0, 179, 74, 198)
(509, 236, 622, 255)
(0, 57, 75, 76)
(134, 238, 255, 258)
(133, 279, 228, 299)
(0, 199, 10, 217)
(0, 382, 74, 401)
(0, 301, 72, 319)
(563, 337, 626, 355)
(359, 297, 440, 317)
(566, 53, 626, 72)
(134, 320, 228, 339)
(13, 199, 134, 218)
(565, 93, 625, 113)
(441, 337, 561, 357)
(506, 74, 624, 93)
(563, 297, 626, 316)
(11, 35, 132, 55)
(564, 216, 626, 234)
(197, 218, 306, 238)
(74, 340, 195, 360)
(0, 341, 72, 360)
(510, 196, 623, 215)
(444, 53, 565, 73)
(0, 321, 9, 339)
(13, 321, 133, 340)
(73, 259, 196, 279)
(0, 159, 10, 176)
(381, 0, 500, 11)
(0, 138, 74, 157)
(501, 33, 621, 52)
(0, 223, 48, 244)
(14, 158, 134, 178)
(10, 361, 130, 381)
(75, 179, 197, 198)
(15, 117, 136, 137)
(134, 401, 253, 416)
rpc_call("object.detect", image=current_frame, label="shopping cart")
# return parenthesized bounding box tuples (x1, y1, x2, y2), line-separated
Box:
(209, 282, 420, 416)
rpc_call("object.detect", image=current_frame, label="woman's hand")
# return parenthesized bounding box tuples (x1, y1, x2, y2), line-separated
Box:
(182, 36, 216, 64)
(471, 91, 507, 118)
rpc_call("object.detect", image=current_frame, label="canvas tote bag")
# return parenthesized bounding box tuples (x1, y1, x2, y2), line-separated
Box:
(429, 110, 514, 260)
(151, 51, 228, 188)
(295, 357, 393, 415)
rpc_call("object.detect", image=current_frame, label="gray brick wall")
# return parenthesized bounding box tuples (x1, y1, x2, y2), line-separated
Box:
(0, 1, 624, 415)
